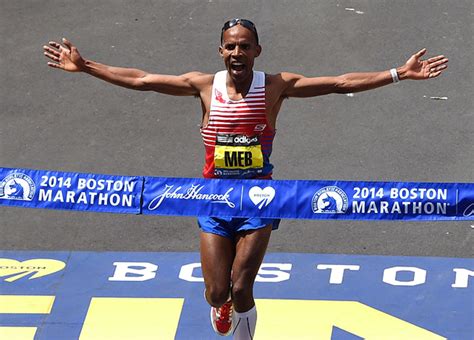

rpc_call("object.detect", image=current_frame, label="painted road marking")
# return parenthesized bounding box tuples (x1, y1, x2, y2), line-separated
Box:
(0, 327, 37, 340)
(0, 251, 472, 339)
(79, 297, 184, 340)
(256, 299, 445, 339)
(0, 295, 55, 340)
(0, 295, 55, 314)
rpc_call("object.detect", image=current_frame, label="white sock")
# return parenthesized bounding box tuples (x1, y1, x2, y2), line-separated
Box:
(232, 305, 257, 340)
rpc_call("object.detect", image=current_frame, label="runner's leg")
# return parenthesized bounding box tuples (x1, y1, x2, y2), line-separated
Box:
(200, 231, 235, 307)
(231, 224, 272, 312)
(231, 224, 272, 339)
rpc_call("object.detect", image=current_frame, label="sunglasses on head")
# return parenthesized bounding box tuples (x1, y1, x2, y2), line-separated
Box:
(221, 18, 259, 45)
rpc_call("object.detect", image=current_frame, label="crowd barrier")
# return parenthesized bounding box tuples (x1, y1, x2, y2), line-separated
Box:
(1, 167, 473, 221)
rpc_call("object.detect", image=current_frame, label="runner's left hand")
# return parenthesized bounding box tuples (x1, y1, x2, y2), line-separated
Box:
(401, 49, 448, 80)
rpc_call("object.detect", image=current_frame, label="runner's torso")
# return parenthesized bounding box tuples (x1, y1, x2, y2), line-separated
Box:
(200, 70, 276, 179)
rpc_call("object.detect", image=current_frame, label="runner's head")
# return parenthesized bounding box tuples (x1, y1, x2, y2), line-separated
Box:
(221, 19, 259, 45)
(219, 19, 261, 83)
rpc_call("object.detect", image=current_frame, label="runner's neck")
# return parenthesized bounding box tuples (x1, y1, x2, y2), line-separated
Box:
(226, 71, 254, 100)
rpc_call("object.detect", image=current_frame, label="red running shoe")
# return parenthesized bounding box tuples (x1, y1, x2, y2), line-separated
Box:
(210, 299, 234, 336)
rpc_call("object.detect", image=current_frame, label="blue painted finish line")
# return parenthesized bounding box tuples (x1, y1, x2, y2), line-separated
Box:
(0, 251, 472, 339)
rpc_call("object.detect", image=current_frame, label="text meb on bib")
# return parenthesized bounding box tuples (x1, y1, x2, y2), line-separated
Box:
(213, 133, 264, 177)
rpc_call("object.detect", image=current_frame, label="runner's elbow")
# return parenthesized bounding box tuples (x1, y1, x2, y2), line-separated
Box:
(134, 74, 152, 91)
(334, 75, 353, 94)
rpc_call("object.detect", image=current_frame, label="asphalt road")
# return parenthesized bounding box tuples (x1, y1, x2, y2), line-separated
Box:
(1, 0, 473, 257)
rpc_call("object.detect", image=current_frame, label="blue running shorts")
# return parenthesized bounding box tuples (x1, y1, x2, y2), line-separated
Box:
(198, 216, 280, 239)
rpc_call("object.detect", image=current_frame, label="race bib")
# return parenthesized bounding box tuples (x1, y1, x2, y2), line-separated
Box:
(214, 134, 264, 176)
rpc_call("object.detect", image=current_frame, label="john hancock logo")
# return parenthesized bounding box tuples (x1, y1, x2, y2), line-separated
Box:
(312, 186, 348, 214)
(0, 172, 36, 201)
(147, 184, 235, 210)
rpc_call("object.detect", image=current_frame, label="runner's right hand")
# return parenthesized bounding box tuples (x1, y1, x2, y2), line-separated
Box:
(43, 38, 85, 72)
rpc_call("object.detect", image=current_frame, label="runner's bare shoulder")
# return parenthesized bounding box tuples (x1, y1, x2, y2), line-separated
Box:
(187, 72, 214, 89)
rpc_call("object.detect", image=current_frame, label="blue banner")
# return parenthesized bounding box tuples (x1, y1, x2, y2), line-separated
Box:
(143, 176, 473, 221)
(1, 167, 473, 220)
(0, 168, 143, 214)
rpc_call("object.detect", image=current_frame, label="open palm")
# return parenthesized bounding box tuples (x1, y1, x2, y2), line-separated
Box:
(403, 49, 448, 80)
(43, 38, 85, 72)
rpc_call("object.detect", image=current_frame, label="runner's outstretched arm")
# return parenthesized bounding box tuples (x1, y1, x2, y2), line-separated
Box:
(43, 38, 209, 96)
(282, 49, 448, 98)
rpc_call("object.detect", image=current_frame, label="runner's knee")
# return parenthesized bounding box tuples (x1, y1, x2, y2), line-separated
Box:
(231, 280, 253, 302)
(206, 285, 231, 307)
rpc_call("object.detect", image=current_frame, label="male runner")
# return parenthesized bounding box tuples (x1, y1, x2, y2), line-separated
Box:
(43, 18, 448, 339)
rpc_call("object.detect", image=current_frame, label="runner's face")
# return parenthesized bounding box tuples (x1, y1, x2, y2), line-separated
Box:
(219, 25, 261, 83)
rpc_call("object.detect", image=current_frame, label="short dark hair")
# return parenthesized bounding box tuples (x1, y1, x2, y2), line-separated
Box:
(221, 18, 259, 45)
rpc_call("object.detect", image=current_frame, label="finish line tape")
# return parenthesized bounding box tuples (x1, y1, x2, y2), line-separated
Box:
(1, 167, 473, 221)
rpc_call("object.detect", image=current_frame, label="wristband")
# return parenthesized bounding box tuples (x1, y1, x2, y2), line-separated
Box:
(390, 68, 400, 83)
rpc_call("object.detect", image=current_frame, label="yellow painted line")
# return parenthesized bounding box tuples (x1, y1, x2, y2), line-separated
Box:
(0, 295, 55, 314)
(0, 327, 37, 340)
(255, 299, 446, 340)
(79, 297, 184, 340)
